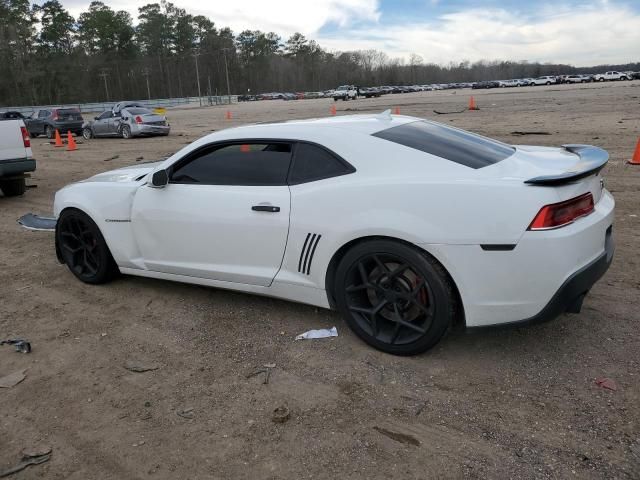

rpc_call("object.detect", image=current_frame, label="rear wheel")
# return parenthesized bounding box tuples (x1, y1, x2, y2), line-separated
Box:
(121, 125, 132, 139)
(45, 125, 54, 139)
(334, 240, 456, 355)
(56, 209, 118, 284)
(0, 178, 26, 197)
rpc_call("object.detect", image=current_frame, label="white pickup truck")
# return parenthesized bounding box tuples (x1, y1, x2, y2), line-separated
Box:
(0, 119, 35, 196)
(332, 85, 358, 101)
(594, 71, 630, 81)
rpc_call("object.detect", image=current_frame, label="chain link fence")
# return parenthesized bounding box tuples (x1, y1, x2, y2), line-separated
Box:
(1, 95, 237, 115)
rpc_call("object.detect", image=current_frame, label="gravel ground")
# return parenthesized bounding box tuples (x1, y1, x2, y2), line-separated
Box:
(1, 81, 639, 479)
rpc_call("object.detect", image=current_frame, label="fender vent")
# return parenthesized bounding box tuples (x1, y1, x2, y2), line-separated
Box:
(298, 233, 322, 275)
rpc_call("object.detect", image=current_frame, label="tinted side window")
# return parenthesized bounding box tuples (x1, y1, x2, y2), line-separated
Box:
(289, 143, 354, 184)
(38, 110, 49, 118)
(97, 111, 111, 120)
(372, 121, 514, 169)
(171, 143, 292, 186)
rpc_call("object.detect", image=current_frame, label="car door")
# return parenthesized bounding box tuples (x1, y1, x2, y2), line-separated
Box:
(29, 110, 47, 135)
(92, 111, 111, 136)
(108, 111, 123, 135)
(131, 141, 292, 286)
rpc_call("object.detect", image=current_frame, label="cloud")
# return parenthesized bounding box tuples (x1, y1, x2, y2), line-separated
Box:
(317, 3, 640, 66)
(61, 0, 639, 66)
(65, 0, 380, 38)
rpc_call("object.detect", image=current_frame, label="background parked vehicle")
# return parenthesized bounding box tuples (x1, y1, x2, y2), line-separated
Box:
(564, 74, 592, 83)
(472, 81, 500, 89)
(333, 85, 358, 101)
(530, 76, 558, 86)
(25, 108, 84, 138)
(594, 71, 630, 81)
(359, 87, 382, 98)
(0, 111, 28, 121)
(82, 107, 169, 139)
(0, 119, 34, 197)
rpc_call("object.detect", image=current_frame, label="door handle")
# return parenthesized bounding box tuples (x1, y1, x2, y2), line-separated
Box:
(252, 205, 280, 213)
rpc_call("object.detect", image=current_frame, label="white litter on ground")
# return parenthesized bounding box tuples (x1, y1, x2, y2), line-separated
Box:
(295, 326, 338, 341)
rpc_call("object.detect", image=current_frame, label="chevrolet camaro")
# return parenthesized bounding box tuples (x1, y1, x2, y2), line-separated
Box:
(53, 112, 615, 355)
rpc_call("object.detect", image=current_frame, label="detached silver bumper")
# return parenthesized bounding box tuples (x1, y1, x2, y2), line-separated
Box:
(131, 124, 170, 137)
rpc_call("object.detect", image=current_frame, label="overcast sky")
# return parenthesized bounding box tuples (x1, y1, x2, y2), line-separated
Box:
(59, 0, 640, 66)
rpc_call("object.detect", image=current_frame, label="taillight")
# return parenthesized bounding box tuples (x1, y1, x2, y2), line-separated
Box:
(20, 126, 30, 148)
(135, 116, 143, 124)
(528, 193, 594, 230)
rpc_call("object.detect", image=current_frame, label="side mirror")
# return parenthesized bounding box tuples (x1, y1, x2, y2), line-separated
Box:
(151, 170, 168, 188)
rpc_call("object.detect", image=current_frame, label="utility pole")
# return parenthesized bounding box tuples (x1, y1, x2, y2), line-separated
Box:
(194, 51, 202, 107)
(222, 47, 232, 105)
(98, 69, 110, 102)
(142, 68, 151, 100)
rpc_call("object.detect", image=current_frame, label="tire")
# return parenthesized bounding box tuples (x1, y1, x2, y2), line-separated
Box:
(45, 125, 54, 139)
(0, 177, 26, 197)
(121, 125, 132, 139)
(599, 77, 605, 82)
(56, 209, 118, 284)
(82, 128, 93, 140)
(334, 240, 456, 355)
(621, 76, 628, 81)
(546, 82, 551, 85)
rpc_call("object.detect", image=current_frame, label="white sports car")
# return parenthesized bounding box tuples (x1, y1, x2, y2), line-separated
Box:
(53, 112, 614, 355)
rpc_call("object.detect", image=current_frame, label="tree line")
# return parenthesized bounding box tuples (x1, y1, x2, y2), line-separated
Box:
(1, 0, 638, 107)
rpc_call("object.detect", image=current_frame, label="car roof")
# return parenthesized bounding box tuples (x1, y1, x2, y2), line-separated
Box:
(227, 113, 418, 136)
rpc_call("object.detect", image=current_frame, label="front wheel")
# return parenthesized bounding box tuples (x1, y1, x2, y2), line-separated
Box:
(45, 126, 54, 139)
(56, 209, 118, 284)
(334, 240, 456, 355)
(82, 128, 93, 140)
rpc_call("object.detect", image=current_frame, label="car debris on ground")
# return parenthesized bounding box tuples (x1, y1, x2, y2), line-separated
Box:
(124, 360, 160, 373)
(0, 445, 51, 478)
(295, 327, 338, 340)
(1, 339, 31, 353)
(0, 369, 27, 389)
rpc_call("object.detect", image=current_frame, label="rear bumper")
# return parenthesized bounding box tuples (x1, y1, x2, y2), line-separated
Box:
(425, 190, 615, 327)
(0, 158, 36, 177)
(468, 225, 614, 330)
(132, 124, 170, 136)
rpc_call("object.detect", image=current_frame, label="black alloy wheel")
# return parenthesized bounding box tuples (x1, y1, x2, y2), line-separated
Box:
(335, 240, 456, 355)
(56, 209, 118, 284)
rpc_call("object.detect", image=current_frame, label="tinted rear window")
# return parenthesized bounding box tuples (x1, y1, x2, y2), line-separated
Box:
(57, 109, 82, 120)
(372, 121, 514, 169)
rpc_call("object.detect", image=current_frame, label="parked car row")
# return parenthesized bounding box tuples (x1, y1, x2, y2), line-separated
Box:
(0, 102, 170, 140)
(238, 71, 639, 101)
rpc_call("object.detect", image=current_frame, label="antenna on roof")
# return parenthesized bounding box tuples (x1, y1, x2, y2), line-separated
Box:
(377, 109, 392, 120)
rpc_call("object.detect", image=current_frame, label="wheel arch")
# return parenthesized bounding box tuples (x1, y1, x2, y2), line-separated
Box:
(324, 235, 465, 328)
(55, 206, 116, 266)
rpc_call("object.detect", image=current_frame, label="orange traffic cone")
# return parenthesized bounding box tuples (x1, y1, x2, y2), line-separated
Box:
(225, 110, 232, 120)
(66, 131, 77, 151)
(53, 129, 64, 147)
(393, 107, 400, 115)
(330, 104, 336, 116)
(468, 96, 479, 110)
(628, 138, 640, 165)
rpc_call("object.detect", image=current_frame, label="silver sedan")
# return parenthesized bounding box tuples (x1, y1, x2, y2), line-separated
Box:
(82, 107, 170, 139)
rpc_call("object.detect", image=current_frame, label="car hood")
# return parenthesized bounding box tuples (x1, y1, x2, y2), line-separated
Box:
(82, 161, 162, 183)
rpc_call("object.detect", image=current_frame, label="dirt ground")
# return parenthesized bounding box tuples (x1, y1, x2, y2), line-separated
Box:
(1, 81, 639, 479)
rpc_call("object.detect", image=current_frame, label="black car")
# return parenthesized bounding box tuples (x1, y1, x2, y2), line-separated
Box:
(25, 107, 84, 138)
(0, 111, 28, 121)
(472, 81, 500, 89)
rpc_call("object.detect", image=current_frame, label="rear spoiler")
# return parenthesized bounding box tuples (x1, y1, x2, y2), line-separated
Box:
(524, 145, 608, 186)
